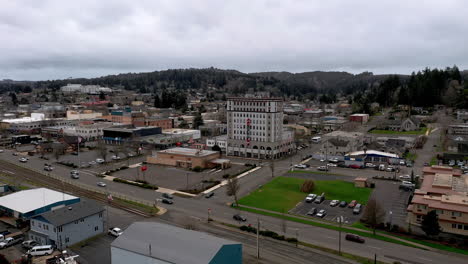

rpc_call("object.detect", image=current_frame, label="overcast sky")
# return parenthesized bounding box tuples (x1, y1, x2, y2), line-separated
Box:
(1, 0, 468, 80)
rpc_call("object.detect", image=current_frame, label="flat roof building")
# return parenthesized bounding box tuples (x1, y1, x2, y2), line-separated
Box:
(111, 222, 242, 264)
(147, 147, 228, 169)
(0, 188, 80, 219)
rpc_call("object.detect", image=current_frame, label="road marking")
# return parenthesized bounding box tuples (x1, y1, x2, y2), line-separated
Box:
(324, 236, 336, 240)
(367, 246, 381, 250)
(1, 170, 15, 175)
(190, 216, 201, 221)
(417, 257, 432, 262)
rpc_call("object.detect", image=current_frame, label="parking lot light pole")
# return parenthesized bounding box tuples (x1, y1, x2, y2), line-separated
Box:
(338, 216, 342, 255)
(389, 211, 393, 231)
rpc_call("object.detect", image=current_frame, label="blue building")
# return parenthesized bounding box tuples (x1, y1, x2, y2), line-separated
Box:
(28, 199, 105, 249)
(0, 188, 80, 219)
(111, 222, 242, 264)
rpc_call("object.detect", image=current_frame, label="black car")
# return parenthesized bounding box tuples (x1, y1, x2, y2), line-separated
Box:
(233, 214, 247, 221)
(339, 201, 348, 207)
(345, 234, 365, 243)
(162, 193, 174, 199)
(306, 208, 317, 216)
(162, 198, 173, 204)
(205, 192, 214, 198)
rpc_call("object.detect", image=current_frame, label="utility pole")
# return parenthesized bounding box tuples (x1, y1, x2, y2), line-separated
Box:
(186, 172, 189, 190)
(338, 216, 342, 255)
(256, 218, 260, 259)
(295, 228, 299, 248)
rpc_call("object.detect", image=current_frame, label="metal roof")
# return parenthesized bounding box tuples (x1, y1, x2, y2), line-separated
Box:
(111, 222, 240, 264)
(0, 188, 78, 214)
(34, 199, 104, 226)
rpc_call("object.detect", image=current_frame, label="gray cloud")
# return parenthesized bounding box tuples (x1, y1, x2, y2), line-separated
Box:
(1, 0, 468, 80)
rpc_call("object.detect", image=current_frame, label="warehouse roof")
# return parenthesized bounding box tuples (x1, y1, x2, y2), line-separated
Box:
(111, 222, 240, 264)
(34, 199, 104, 226)
(157, 147, 218, 157)
(0, 188, 78, 214)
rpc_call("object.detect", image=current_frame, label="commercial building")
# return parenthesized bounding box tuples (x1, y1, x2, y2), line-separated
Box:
(1, 113, 78, 134)
(63, 122, 115, 141)
(206, 135, 228, 152)
(29, 199, 105, 250)
(0, 188, 80, 219)
(226, 97, 295, 159)
(111, 222, 242, 264)
(103, 109, 145, 125)
(133, 117, 173, 129)
(162, 128, 201, 140)
(407, 166, 468, 236)
(147, 147, 228, 169)
(61, 84, 112, 94)
(66, 110, 103, 120)
(103, 126, 162, 144)
(349, 114, 369, 124)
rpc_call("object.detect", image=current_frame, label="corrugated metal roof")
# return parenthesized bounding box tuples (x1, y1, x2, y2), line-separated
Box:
(111, 222, 240, 264)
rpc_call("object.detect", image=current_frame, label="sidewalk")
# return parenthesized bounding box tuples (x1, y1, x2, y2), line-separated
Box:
(238, 204, 433, 251)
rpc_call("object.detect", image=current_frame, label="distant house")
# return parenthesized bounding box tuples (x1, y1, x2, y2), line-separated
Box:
(28, 199, 105, 250)
(383, 117, 421, 132)
(322, 138, 353, 156)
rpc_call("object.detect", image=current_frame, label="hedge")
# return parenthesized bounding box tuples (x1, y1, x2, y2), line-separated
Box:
(113, 178, 158, 190)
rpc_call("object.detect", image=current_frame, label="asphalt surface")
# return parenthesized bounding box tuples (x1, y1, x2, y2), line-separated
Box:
(0, 115, 467, 264)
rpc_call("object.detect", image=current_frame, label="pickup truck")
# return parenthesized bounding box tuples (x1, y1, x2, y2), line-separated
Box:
(0, 235, 24, 248)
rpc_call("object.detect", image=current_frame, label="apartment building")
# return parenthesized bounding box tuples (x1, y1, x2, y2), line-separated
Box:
(407, 166, 468, 236)
(226, 97, 294, 159)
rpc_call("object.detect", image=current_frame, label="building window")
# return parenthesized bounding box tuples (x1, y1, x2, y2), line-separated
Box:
(74, 220, 78, 224)
(65, 237, 69, 243)
(94, 226, 99, 231)
(80, 218, 84, 222)
(99, 213, 103, 218)
(416, 215, 422, 222)
(452, 223, 457, 229)
(435, 209, 444, 215)
(457, 224, 463, 229)
(452, 211, 462, 217)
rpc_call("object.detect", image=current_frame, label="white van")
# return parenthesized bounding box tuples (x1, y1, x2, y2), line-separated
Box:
(311, 136, 321, 143)
(27, 245, 54, 256)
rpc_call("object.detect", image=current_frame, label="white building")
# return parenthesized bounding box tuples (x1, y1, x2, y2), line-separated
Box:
(226, 97, 295, 159)
(206, 135, 228, 152)
(63, 123, 115, 141)
(162, 128, 201, 140)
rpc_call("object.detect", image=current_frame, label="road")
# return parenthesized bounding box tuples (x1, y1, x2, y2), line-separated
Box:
(0, 140, 467, 264)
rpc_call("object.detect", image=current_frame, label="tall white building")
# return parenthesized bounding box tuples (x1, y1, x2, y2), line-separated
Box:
(226, 97, 294, 159)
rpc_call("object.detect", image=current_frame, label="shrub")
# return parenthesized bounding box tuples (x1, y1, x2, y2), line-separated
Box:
(300, 180, 315, 193)
(370, 182, 376, 188)
(222, 174, 230, 179)
(286, 237, 298, 243)
(192, 166, 203, 172)
(113, 178, 158, 190)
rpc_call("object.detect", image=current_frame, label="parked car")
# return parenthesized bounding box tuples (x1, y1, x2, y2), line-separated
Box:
(294, 164, 307, 169)
(306, 208, 317, 216)
(365, 163, 376, 168)
(108, 227, 123, 237)
(88, 161, 97, 165)
(317, 166, 328, 171)
(345, 234, 365, 243)
(0, 150, 4, 153)
(349, 164, 362, 169)
(406, 161, 413, 167)
(328, 158, 339, 163)
(19, 157, 28, 163)
(399, 175, 411, 181)
(233, 214, 246, 221)
(205, 192, 214, 198)
(71, 152, 78, 155)
(162, 198, 173, 204)
(399, 160, 406, 165)
(329, 200, 340, 207)
(386, 166, 395, 172)
(423, 162, 429, 166)
(97, 182, 107, 187)
(449, 160, 456, 166)
(12, 152, 19, 156)
(22, 240, 39, 249)
(339, 201, 348, 207)
(399, 181, 415, 190)
(162, 193, 174, 199)
(112, 155, 121, 160)
(353, 204, 362, 214)
(327, 163, 337, 167)
(44, 165, 53, 171)
(319, 159, 325, 162)
(305, 194, 317, 203)
(27, 245, 54, 256)
(378, 164, 385, 171)
(96, 158, 105, 164)
(316, 209, 327, 218)
(0, 235, 24, 249)
(457, 161, 465, 167)
(70, 170, 80, 178)
(314, 195, 324, 204)
(348, 200, 357, 208)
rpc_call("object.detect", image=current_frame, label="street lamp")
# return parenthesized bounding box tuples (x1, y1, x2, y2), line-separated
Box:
(389, 211, 393, 231)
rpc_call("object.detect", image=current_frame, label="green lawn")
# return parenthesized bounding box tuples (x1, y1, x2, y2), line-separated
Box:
(429, 156, 438, 166)
(403, 152, 418, 162)
(369, 127, 427, 135)
(238, 177, 373, 212)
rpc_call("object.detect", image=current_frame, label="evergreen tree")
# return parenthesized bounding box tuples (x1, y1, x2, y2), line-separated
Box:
(154, 94, 160, 108)
(421, 210, 441, 237)
(192, 112, 204, 129)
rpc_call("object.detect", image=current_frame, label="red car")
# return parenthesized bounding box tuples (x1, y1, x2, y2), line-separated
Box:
(349, 164, 362, 169)
(348, 200, 357, 208)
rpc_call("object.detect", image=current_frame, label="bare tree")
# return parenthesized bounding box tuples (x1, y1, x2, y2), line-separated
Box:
(226, 177, 240, 206)
(269, 160, 275, 178)
(97, 140, 108, 161)
(361, 198, 385, 235)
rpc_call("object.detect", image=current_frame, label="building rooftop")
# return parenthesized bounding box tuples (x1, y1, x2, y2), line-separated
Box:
(111, 222, 240, 264)
(347, 150, 399, 158)
(157, 147, 218, 157)
(0, 188, 78, 214)
(34, 199, 104, 226)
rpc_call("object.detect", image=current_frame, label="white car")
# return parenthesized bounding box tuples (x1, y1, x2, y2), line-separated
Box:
(399, 175, 411, 180)
(97, 182, 107, 187)
(108, 227, 123, 237)
(0, 149, 4, 153)
(305, 194, 317, 203)
(294, 164, 307, 169)
(399, 160, 406, 165)
(316, 209, 327, 218)
(327, 163, 337, 167)
(319, 159, 325, 162)
(400, 181, 415, 189)
(19, 157, 28, 163)
(329, 200, 340, 207)
(365, 163, 376, 168)
(111, 155, 121, 160)
(96, 158, 105, 164)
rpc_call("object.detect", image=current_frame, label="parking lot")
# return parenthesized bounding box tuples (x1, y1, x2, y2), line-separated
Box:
(371, 179, 412, 228)
(290, 199, 364, 224)
(0, 221, 26, 262)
